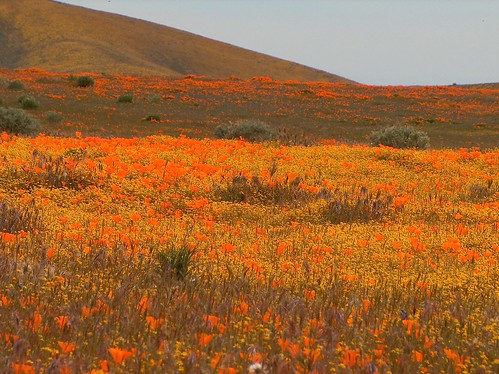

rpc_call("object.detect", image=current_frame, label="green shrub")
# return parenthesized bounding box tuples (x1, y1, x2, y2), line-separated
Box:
(157, 244, 196, 281)
(76, 76, 95, 88)
(118, 94, 133, 103)
(144, 114, 161, 122)
(214, 120, 277, 142)
(45, 111, 63, 123)
(0, 107, 41, 135)
(0, 97, 3, 106)
(370, 125, 430, 149)
(7, 80, 25, 90)
(18, 94, 39, 110)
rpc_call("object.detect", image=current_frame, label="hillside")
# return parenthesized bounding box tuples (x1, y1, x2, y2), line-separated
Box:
(1, 68, 498, 148)
(457, 82, 499, 90)
(0, 0, 352, 82)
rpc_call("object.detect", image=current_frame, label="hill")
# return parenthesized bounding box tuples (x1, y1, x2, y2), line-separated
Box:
(0, 0, 352, 82)
(1, 68, 498, 148)
(456, 82, 499, 89)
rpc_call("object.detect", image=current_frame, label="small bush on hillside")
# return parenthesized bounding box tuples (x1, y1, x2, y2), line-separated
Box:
(370, 125, 430, 149)
(0, 97, 3, 106)
(144, 114, 161, 122)
(118, 94, 133, 103)
(214, 120, 277, 142)
(0, 107, 41, 135)
(76, 76, 95, 88)
(18, 94, 39, 110)
(7, 80, 26, 90)
(45, 111, 63, 123)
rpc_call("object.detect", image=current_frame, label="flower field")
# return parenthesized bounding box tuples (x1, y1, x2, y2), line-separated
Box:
(0, 133, 497, 372)
(1, 68, 498, 148)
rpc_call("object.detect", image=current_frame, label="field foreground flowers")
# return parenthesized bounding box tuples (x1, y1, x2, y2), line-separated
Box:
(0, 133, 497, 373)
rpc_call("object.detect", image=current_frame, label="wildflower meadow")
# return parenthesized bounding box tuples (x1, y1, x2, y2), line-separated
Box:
(0, 131, 497, 373)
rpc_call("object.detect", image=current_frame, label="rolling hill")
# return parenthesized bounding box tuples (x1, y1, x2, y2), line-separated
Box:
(0, 0, 352, 82)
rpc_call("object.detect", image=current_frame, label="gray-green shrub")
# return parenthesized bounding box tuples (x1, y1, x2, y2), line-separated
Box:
(214, 120, 277, 142)
(18, 94, 39, 110)
(0, 107, 41, 135)
(370, 125, 430, 149)
(118, 94, 133, 103)
(45, 111, 63, 123)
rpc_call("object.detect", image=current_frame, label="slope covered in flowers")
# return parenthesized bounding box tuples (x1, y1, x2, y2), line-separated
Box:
(1, 68, 498, 148)
(0, 133, 497, 372)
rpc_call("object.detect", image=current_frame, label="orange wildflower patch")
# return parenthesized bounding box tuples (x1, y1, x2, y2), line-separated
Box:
(108, 347, 133, 365)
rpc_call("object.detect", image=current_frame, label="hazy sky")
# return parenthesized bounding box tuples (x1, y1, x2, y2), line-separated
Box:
(58, 0, 499, 86)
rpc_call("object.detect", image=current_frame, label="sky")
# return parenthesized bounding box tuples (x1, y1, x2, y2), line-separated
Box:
(57, 0, 499, 86)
